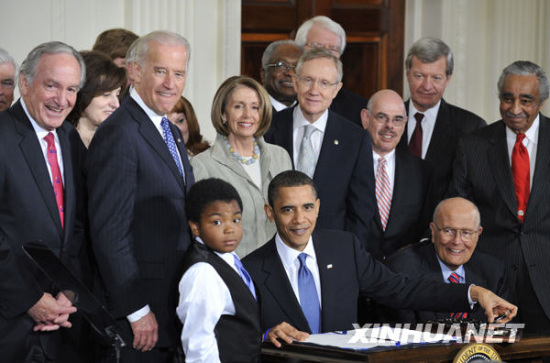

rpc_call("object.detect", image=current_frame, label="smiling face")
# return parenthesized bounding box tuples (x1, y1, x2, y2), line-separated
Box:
(261, 43, 302, 106)
(304, 24, 342, 57)
(431, 198, 482, 270)
(133, 41, 188, 115)
(0, 62, 16, 111)
(406, 55, 451, 112)
(294, 57, 342, 123)
(81, 87, 121, 127)
(188, 200, 243, 254)
(361, 90, 407, 156)
(223, 85, 261, 140)
(19, 53, 82, 131)
(499, 74, 544, 134)
(265, 185, 320, 251)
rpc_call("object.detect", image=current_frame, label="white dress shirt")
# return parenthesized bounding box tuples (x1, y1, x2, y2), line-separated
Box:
(176, 238, 241, 363)
(275, 233, 322, 307)
(407, 101, 441, 159)
(269, 95, 296, 112)
(20, 98, 65, 184)
(505, 114, 539, 189)
(292, 107, 328, 168)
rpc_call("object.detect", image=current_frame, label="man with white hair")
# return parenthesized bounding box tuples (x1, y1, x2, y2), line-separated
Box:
(0, 47, 17, 111)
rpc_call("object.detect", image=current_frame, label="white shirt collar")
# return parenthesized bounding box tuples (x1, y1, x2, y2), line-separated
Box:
(195, 237, 240, 272)
(293, 106, 329, 133)
(20, 97, 60, 140)
(270, 95, 296, 112)
(274, 232, 317, 270)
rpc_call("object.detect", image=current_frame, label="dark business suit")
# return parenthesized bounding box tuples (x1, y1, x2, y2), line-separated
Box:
(242, 230, 471, 333)
(329, 86, 368, 127)
(0, 100, 87, 361)
(87, 96, 194, 355)
(265, 107, 375, 249)
(449, 114, 550, 333)
(384, 241, 508, 323)
(369, 149, 431, 261)
(398, 99, 486, 218)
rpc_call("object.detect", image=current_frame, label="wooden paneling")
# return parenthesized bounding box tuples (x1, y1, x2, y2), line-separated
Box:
(241, 0, 405, 98)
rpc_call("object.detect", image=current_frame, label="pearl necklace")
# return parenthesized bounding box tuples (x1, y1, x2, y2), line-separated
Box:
(224, 136, 260, 165)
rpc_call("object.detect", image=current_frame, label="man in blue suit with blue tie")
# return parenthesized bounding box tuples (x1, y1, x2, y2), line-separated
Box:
(87, 31, 194, 362)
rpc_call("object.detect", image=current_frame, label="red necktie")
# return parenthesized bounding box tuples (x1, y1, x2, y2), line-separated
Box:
(44, 132, 64, 229)
(408, 112, 424, 158)
(448, 272, 468, 319)
(512, 133, 529, 222)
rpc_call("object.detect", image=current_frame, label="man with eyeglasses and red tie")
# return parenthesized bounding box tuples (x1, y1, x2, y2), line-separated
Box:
(381, 197, 508, 324)
(265, 47, 375, 253)
(261, 40, 302, 113)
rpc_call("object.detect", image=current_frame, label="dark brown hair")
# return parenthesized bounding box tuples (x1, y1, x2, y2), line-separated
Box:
(171, 96, 210, 156)
(92, 28, 139, 60)
(67, 51, 127, 126)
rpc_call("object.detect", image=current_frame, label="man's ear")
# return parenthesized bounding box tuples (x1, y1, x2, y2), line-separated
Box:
(264, 204, 275, 222)
(360, 108, 370, 130)
(429, 222, 436, 242)
(188, 220, 200, 237)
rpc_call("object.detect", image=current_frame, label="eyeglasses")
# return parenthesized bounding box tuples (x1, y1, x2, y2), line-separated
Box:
(266, 62, 296, 72)
(305, 42, 341, 55)
(373, 112, 406, 126)
(296, 76, 339, 90)
(434, 224, 479, 242)
(0, 79, 15, 89)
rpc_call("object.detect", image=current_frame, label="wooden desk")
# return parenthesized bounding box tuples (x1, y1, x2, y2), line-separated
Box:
(262, 336, 550, 362)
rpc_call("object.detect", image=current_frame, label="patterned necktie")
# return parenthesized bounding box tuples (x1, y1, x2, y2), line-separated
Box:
(44, 132, 64, 229)
(296, 125, 316, 178)
(233, 254, 257, 300)
(375, 157, 392, 230)
(297, 253, 321, 333)
(448, 272, 468, 319)
(161, 117, 184, 177)
(512, 133, 529, 222)
(408, 112, 424, 158)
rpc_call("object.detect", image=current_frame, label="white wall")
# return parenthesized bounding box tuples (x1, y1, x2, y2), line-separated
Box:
(0, 0, 241, 141)
(405, 0, 550, 123)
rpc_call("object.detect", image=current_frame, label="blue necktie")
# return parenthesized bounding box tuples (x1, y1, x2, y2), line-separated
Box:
(233, 254, 257, 300)
(298, 253, 321, 333)
(161, 117, 184, 177)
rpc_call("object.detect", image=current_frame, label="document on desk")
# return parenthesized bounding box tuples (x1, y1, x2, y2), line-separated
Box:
(303, 326, 458, 350)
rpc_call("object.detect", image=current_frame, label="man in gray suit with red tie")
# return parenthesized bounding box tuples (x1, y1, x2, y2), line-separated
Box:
(450, 60, 550, 335)
(87, 31, 194, 361)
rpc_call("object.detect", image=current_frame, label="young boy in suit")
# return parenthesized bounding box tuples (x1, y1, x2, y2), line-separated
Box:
(176, 178, 261, 362)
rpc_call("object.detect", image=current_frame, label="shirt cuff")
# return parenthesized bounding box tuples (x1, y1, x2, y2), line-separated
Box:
(467, 284, 477, 310)
(127, 305, 151, 323)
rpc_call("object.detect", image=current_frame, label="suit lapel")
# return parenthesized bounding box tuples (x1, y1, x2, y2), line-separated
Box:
(261, 240, 309, 330)
(525, 114, 550, 219)
(313, 232, 340, 331)
(171, 121, 194, 191)
(487, 123, 518, 218)
(383, 151, 406, 234)
(314, 112, 342, 181)
(126, 99, 186, 190)
(425, 99, 453, 162)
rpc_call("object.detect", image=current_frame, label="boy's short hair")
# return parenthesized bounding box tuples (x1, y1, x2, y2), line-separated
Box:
(185, 178, 243, 222)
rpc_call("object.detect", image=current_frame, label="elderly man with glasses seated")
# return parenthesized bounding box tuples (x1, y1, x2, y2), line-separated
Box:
(380, 197, 509, 324)
(0, 47, 17, 112)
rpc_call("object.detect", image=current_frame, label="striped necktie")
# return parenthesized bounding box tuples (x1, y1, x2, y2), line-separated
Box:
(448, 272, 468, 319)
(375, 157, 391, 230)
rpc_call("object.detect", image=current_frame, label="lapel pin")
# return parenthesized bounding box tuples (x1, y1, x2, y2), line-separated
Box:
(327, 264, 333, 269)
(334, 140, 339, 145)
(177, 138, 182, 143)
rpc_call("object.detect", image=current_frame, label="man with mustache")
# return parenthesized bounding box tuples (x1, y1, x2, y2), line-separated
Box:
(398, 37, 486, 220)
(450, 60, 550, 335)
(261, 40, 302, 113)
(360, 89, 431, 262)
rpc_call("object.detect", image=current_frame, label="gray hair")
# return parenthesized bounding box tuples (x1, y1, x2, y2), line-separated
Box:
(126, 30, 190, 70)
(405, 37, 454, 77)
(261, 40, 299, 69)
(20, 41, 85, 89)
(497, 60, 550, 102)
(0, 47, 18, 82)
(296, 47, 343, 82)
(295, 16, 346, 56)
